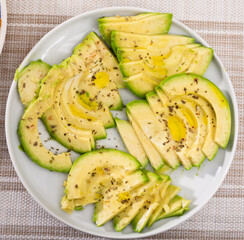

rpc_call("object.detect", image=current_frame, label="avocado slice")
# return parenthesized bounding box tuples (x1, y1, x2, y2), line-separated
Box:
(157, 195, 191, 220)
(113, 172, 168, 231)
(18, 66, 73, 172)
(63, 149, 142, 200)
(184, 95, 219, 160)
(16, 60, 51, 107)
(147, 184, 180, 227)
(93, 170, 148, 226)
(115, 117, 149, 168)
(119, 45, 213, 98)
(73, 32, 124, 89)
(146, 91, 193, 170)
(98, 13, 172, 45)
(160, 73, 231, 148)
(127, 112, 164, 171)
(111, 31, 194, 56)
(127, 100, 180, 169)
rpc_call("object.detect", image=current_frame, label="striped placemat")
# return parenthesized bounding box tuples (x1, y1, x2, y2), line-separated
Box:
(1, 0, 243, 239)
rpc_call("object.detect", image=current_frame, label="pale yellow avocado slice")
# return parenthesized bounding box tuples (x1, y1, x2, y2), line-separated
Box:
(157, 195, 191, 220)
(77, 71, 123, 110)
(117, 43, 201, 62)
(111, 31, 194, 55)
(115, 118, 149, 168)
(127, 100, 180, 169)
(99, 13, 172, 45)
(68, 72, 114, 128)
(93, 170, 148, 226)
(64, 149, 142, 200)
(184, 95, 219, 160)
(51, 76, 105, 140)
(127, 113, 164, 171)
(160, 73, 231, 148)
(119, 45, 197, 79)
(147, 184, 181, 227)
(43, 108, 95, 153)
(146, 90, 193, 170)
(18, 66, 72, 172)
(113, 171, 162, 231)
(155, 88, 207, 167)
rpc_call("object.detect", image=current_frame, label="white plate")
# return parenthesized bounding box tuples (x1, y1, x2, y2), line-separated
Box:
(5, 7, 238, 239)
(0, 0, 7, 54)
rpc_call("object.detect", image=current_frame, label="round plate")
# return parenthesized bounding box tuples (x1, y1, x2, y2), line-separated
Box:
(0, 0, 7, 54)
(5, 7, 238, 239)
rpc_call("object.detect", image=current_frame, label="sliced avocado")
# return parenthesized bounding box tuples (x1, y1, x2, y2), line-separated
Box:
(130, 175, 170, 233)
(187, 47, 213, 75)
(117, 43, 201, 62)
(115, 117, 148, 168)
(42, 108, 95, 153)
(111, 31, 194, 55)
(93, 170, 148, 226)
(16, 60, 51, 107)
(64, 149, 142, 200)
(127, 100, 180, 169)
(68, 73, 114, 128)
(160, 73, 231, 148)
(99, 13, 172, 45)
(127, 113, 164, 171)
(157, 195, 191, 220)
(124, 72, 159, 98)
(18, 66, 73, 172)
(146, 91, 193, 170)
(113, 171, 162, 231)
(51, 76, 106, 140)
(73, 32, 124, 89)
(184, 95, 219, 160)
(147, 184, 180, 227)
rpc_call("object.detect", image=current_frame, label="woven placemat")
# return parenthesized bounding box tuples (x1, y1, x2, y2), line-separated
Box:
(1, 0, 243, 239)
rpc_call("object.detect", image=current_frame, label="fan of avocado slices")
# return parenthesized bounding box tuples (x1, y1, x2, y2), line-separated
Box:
(60, 149, 191, 232)
(110, 30, 213, 98)
(16, 32, 125, 172)
(98, 12, 173, 45)
(115, 73, 231, 171)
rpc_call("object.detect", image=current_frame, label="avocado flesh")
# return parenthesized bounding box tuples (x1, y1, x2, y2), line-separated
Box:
(147, 184, 181, 227)
(131, 176, 170, 233)
(73, 32, 124, 88)
(42, 108, 95, 153)
(119, 45, 213, 98)
(18, 67, 72, 172)
(184, 95, 219, 160)
(127, 100, 180, 169)
(111, 31, 194, 55)
(146, 91, 193, 170)
(63, 149, 141, 200)
(157, 195, 191, 220)
(154, 89, 207, 167)
(99, 13, 172, 45)
(127, 113, 164, 171)
(115, 117, 149, 168)
(120, 47, 197, 79)
(68, 72, 114, 128)
(113, 172, 163, 231)
(17, 60, 51, 107)
(160, 73, 231, 148)
(124, 72, 159, 98)
(93, 170, 148, 226)
(117, 43, 201, 62)
(52, 75, 106, 140)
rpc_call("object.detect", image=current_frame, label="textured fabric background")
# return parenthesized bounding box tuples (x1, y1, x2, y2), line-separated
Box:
(1, 0, 244, 239)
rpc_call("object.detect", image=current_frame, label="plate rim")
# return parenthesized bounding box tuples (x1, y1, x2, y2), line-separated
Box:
(5, 6, 239, 239)
(0, 0, 7, 54)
